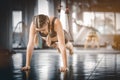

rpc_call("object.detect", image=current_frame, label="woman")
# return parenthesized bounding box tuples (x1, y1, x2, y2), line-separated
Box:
(21, 14, 73, 72)
(84, 31, 99, 48)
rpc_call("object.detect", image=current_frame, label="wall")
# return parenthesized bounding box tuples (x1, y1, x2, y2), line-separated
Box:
(0, 0, 37, 51)
(0, 0, 11, 50)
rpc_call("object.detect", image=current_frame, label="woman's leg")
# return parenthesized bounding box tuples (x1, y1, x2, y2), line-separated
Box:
(50, 43, 61, 53)
(50, 42, 73, 55)
(65, 41, 73, 55)
(63, 30, 73, 55)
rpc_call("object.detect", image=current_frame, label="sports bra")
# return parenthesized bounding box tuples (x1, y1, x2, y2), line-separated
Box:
(35, 16, 68, 44)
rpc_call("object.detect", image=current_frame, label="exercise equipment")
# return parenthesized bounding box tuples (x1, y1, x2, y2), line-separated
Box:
(12, 21, 26, 48)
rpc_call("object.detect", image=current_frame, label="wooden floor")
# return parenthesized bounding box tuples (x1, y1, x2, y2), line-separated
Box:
(0, 48, 120, 80)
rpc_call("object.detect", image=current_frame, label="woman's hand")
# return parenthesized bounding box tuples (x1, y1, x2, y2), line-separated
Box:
(60, 67, 68, 72)
(21, 66, 30, 71)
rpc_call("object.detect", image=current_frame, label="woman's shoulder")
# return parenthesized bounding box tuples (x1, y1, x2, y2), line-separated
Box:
(49, 16, 59, 21)
(49, 16, 59, 26)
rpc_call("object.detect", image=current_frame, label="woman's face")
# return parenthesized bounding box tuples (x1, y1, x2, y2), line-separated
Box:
(36, 22, 49, 34)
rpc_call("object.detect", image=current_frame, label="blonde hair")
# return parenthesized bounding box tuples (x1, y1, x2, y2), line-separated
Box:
(33, 14, 49, 28)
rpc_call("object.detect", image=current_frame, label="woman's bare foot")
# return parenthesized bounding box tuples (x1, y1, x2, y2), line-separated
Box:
(21, 66, 30, 71)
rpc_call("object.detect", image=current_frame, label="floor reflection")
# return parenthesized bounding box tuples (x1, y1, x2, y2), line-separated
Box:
(0, 50, 120, 80)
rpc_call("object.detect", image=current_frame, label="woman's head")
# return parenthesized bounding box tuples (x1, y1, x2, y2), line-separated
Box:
(33, 14, 49, 29)
(33, 14, 50, 34)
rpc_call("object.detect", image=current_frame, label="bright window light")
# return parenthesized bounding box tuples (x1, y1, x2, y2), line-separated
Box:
(12, 11, 22, 33)
(38, 0, 49, 15)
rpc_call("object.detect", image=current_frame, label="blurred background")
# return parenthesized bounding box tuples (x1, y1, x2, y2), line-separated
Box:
(0, 0, 120, 51)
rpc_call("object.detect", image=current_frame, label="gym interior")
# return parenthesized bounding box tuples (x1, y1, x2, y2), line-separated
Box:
(0, 0, 120, 80)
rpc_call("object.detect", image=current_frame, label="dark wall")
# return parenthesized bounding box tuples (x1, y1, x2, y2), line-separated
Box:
(0, 0, 11, 50)
(0, 0, 37, 51)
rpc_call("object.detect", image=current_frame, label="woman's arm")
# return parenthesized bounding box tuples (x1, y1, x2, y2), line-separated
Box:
(22, 22, 36, 71)
(54, 19, 68, 72)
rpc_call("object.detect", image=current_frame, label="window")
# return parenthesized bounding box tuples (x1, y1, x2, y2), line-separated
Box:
(38, 0, 49, 15)
(83, 12, 117, 34)
(12, 11, 22, 33)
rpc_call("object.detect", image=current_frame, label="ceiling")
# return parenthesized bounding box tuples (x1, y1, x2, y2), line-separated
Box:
(70, 0, 120, 12)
